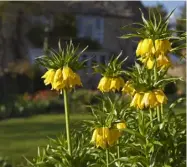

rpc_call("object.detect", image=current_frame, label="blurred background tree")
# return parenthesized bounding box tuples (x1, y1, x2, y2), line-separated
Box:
(176, 5, 186, 33)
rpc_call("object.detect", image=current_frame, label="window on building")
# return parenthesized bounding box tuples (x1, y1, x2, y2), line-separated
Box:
(76, 15, 104, 45)
(101, 55, 106, 64)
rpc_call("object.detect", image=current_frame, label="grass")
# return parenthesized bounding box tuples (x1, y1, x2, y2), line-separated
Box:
(0, 104, 185, 166)
(0, 113, 93, 166)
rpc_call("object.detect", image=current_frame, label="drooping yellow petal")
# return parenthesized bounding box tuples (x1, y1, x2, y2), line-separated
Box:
(141, 92, 150, 108)
(62, 66, 75, 80)
(110, 77, 124, 92)
(42, 69, 56, 86)
(137, 93, 144, 109)
(157, 54, 171, 69)
(60, 66, 82, 90)
(98, 127, 110, 149)
(141, 39, 154, 55)
(148, 91, 158, 108)
(155, 39, 171, 54)
(52, 68, 64, 89)
(96, 133, 107, 149)
(154, 89, 168, 104)
(107, 129, 121, 146)
(147, 57, 155, 69)
(91, 129, 98, 143)
(122, 81, 135, 96)
(116, 121, 126, 130)
(73, 73, 82, 86)
(130, 93, 139, 108)
(97, 77, 111, 92)
(136, 40, 143, 56)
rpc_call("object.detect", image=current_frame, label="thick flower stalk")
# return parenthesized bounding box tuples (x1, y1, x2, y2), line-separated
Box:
(37, 41, 87, 156)
(97, 77, 124, 92)
(130, 89, 167, 109)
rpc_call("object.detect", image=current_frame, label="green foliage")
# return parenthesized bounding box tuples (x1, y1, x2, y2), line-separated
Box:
(0, 157, 12, 167)
(146, 3, 168, 23)
(93, 52, 127, 77)
(121, 9, 176, 40)
(84, 94, 130, 128)
(36, 40, 88, 71)
(0, 90, 62, 120)
(1, 7, 186, 167)
(70, 89, 100, 113)
(25, 131, 103, 167)
(124, 62, 183, 91)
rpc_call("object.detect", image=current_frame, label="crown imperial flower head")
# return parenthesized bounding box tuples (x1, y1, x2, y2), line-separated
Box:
(37, 40, 87, 93)
(130, 89, 167, 109)
(98, 77, 124, 92)
(91, 127, 121, 149)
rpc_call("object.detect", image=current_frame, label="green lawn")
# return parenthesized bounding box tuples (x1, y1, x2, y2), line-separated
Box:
(0, 114, 93, 166)
(0, 105, 185, 166)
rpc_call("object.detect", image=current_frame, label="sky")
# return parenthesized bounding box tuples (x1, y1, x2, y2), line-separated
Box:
(141, 1, 186, 17)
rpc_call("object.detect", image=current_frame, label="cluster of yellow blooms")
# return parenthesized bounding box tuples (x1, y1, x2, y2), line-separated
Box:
(91, 121, 126, 149)
(130, 89, 167, 109)
(97, 77, 167, 109)
(97, 77, 124, 92)
(136, 39, 172, 69)
(42, 66, 82, 92)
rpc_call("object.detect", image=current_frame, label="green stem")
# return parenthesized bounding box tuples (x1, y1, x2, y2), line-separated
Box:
(160, 104, 164, 121)
(106, 149, 109, 167)
(117, 140, 121, 167)
(63, 89, 72, 156)
(156, 106, 161, 122)
(154, 59, 158, 82)
(154, 58, 161, 123)
(149, 108, 153, 127)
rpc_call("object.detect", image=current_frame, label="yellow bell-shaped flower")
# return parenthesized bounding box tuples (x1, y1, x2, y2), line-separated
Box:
(62, 66, 82, 89)
(41, 69, 56, 86)
(52, 68, 65, 91)
(122, 81, 136, 96)
(136, 40, 143, 56)
(107, 129, 121, 146)
(154, 89, 168, 104)
(91, 127, 121, 149)
(139, 53, 171, 70)
(110, 77, 124, 92)
(116, 121, 127, 130)
(155, 39, 171, 54)
(147, 91, 158, 107)
(146, 57, 155, 69)
(157, 54, 171, 69)
(97, 77, 111, 92)
(140, 89, 167, 108)
(140, 39, 154, 56)
(130, 92, 144, 109)
(91, 127, 110, 149)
